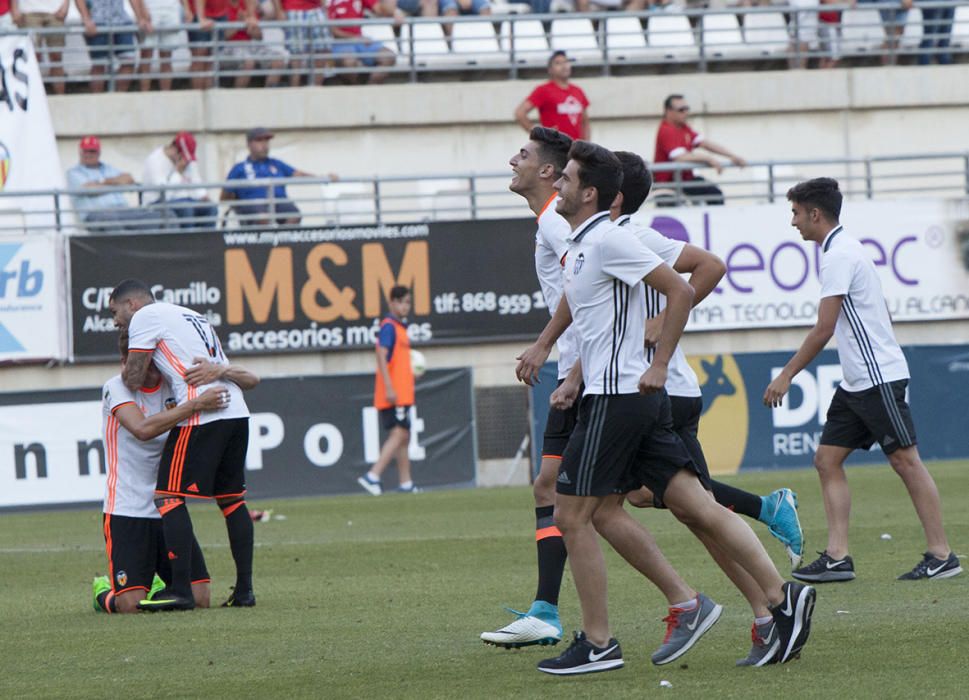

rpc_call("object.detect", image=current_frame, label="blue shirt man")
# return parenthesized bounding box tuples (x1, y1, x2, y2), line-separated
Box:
(221, 127, 312, 226)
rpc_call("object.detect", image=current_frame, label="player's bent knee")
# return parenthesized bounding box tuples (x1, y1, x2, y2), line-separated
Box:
(193, 582, 211, 608)
(114, 590, 142, 614)
(154, 495, 185, 515)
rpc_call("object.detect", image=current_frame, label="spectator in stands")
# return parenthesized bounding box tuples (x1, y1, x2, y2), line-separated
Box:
(439, 0, 491, 48)
(281, 0, 330, 86)
(327, 0, 397, 85)
(142, 132, 218, 229)
(221, 127, 318, 226)
(818, 0, 843, 69)
(66, 136, 159, 231)
(219, 0, 287, 87)
(514, 51, 589, 142)
(859, 0, 911, 65)
(137, 0, 185, 90)
(188, 0, 258, 89)
(917, 0, 954, 65)
(787, 0, 819, 69)
(12, 0, 68, 95)
(74, 0, 150, 93)
(574, 0, 648, 16)
(1, 0, 14, 29)
(652, 93, 746, 206)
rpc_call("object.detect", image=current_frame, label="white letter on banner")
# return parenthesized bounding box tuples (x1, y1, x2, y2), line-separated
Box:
(246, 413, 284, 470)
(304, 424, 343, 468)
(408, 407, 426, 461)
(362, 407, 379, 463)
(816, 365, 843, 424)
(771, 367, 817, 428)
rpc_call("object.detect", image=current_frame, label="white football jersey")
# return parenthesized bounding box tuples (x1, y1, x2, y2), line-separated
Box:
(102, 374, 175, 518)
(562, 212, 663, 395)
(819, 226, 909, 392)
(127, 302, 249, 425)
(535, 195, 580, 379)
(616, 215, 701, 398)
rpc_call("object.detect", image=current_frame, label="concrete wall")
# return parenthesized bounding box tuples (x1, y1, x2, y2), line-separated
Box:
(50, 64, 969, 188)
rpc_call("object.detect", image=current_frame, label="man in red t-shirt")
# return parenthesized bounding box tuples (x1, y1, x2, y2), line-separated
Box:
(514, 51, 589, 142)
(328, 0, 396, 84)
(653, 93, 746, 207)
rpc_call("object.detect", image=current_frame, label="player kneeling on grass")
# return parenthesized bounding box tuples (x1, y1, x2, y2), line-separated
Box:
(93, 332, 228, 613)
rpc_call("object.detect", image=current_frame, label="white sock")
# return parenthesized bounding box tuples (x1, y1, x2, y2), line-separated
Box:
(672, 597, 697, 611)
(399, 481, 413, 490)
(755, 615, 773, 627)
(366, 472, 379, 482)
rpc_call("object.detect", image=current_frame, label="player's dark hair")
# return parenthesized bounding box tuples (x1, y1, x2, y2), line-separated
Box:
(109, 279, 152, 303)
(547, 50, 567, 67)
(567, 141, 624, 212)
(389, 285, 411, 302)
(529, 126, 572, 176)
(786, 178, 842, 222)
(614, 151, 653, 215)
(663, 94, 684, 111)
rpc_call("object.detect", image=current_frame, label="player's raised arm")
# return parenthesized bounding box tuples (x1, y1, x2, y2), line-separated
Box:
(763, 295, 842, 407)
(122, 351, 152, 392)
(114, 388, 228, 441)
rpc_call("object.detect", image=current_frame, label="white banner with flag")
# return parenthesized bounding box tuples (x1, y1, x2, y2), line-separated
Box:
(0, 34, 67, 233)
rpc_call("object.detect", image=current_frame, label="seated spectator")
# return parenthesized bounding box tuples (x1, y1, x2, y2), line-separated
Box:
(221, 127, 312, 226)
(188, 0, 257, 90)
(917, 0, 954, 65)
(66, 136, 159, 232)
(652, 94, 746, 207)
(858, 0, 912, 64)
(327, 0, 396, 85)
(574, 0, 648, 15)
(281, 0, 330, 86)
(788, 0, 819, 69)
(142, 132, 218, 229)
(137, 0, 185, 90)
(219, 0, 287, 87)
(12, 0, 68, 95)
(439, 0, 491, 47)
(818, 0, 844, 69)
(74, 0, 149, 93)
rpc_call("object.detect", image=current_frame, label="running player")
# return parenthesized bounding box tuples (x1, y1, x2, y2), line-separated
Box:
(93, 331, 226, 613)
(483, 129, 723, 668)
(765, 177, 960, 582)
(108, 279, 258, 610)
(357, 285, 421, 495)
(517, 142, 816, 674)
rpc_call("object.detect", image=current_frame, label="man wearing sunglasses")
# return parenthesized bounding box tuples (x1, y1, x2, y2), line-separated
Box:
(653, 94, 746, 207)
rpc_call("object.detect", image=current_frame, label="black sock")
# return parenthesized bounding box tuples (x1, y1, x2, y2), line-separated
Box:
(158, 499, 195, 598)
(97, 590, 117, 613)
(222, 501, 254, 594)
(534, 505, 567, 607)
(710, 480, 764, 521)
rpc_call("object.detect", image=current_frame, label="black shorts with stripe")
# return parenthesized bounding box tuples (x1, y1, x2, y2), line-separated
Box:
(380, 405, 412, 431)
(820, 379, 916, 455)
(102, 514, 210, 594)
(156, 418, 250, 499)
(557, 392, 702, 501)
(542, 380, 582, 458)
(649, 395, 712, 509)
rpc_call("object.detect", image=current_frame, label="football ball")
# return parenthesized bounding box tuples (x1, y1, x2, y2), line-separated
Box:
(410, 349, 427, 378)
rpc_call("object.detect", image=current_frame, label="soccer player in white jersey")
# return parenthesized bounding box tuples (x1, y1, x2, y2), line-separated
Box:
(94, 332, 227, 614)
(517, 142, 816, 674)
(765, 178, 960, 582)
(108, 279, 257, 611)
(484, 128, 723, 667)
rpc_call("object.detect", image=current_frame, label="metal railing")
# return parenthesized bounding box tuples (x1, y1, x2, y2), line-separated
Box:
(5, 2, 969, 90)
(3, 152, 968, 235)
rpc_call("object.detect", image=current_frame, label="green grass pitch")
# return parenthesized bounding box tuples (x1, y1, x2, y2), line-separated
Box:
(2, 460, 966, 699)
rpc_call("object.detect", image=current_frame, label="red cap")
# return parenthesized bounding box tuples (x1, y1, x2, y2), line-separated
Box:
(173, 131, 197, 162)
(79, 136, 101, 151)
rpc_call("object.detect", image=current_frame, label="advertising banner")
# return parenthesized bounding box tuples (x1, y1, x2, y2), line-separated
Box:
(0, 233, 65, 361)
(632, 198, 969, 330)
(0, 369, 476, 509)
(530, 345, 969, 476)
(70, 220, 547, 360)
(0, 36, 67, 231)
